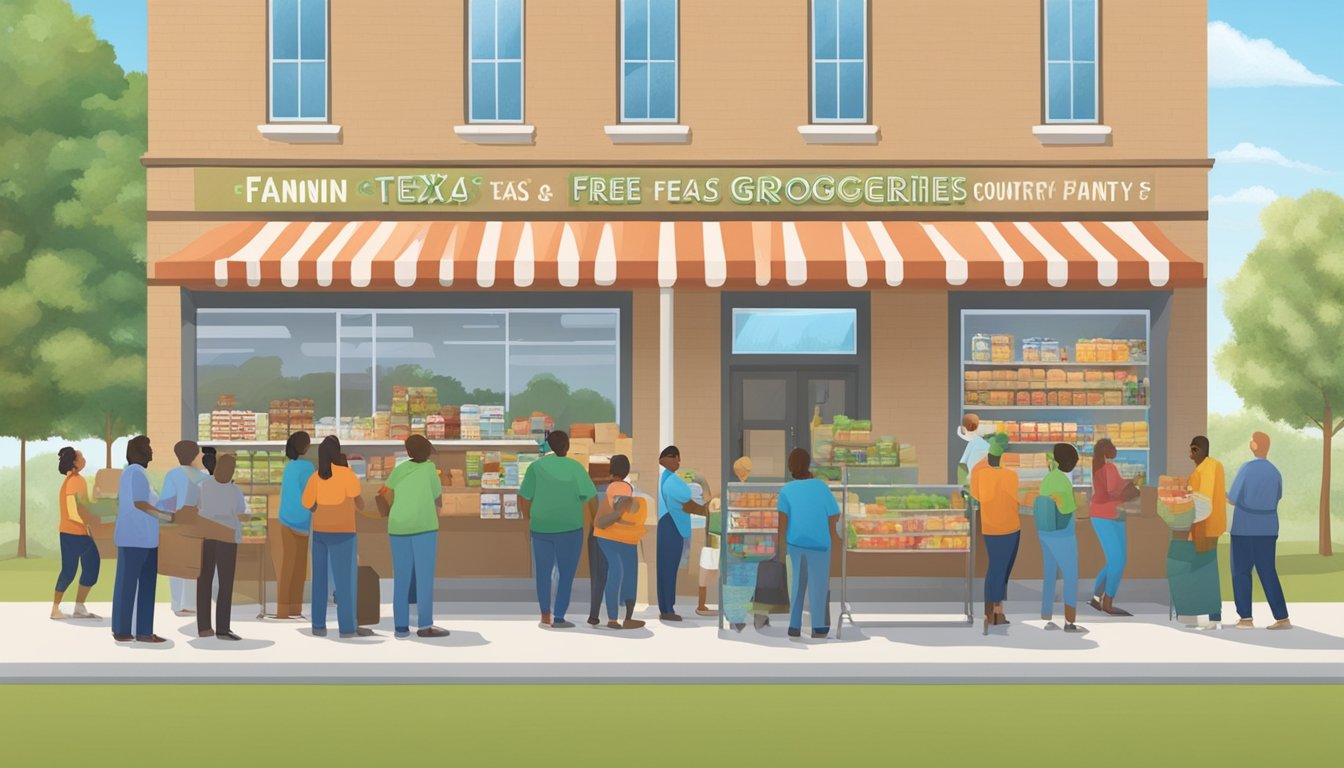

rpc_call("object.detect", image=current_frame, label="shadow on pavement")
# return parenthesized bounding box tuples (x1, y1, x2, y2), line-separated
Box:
(1200, 626, 1344, 651)
(186, 637, 277, 651)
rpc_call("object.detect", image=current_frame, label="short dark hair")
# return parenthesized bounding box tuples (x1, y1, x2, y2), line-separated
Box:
(125, 435, 151, 467)
(546, 431, 570, 456)
(58, 446, 78, 475)
(285, 431, 311, 461)
(610, 454, 631, 479)
(659, 445, 680, 460)
(1052, 443, 1080, 474)
(1191, 435, 1210, 455)
(173, 440, 199, 466)
(405, 434, 434, 462)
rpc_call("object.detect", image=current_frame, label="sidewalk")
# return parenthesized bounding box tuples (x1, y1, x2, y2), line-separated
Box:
(3, 597, 1340, 684)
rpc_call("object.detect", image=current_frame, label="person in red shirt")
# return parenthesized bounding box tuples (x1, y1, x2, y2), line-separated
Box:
(1088, 439, 1139, 616)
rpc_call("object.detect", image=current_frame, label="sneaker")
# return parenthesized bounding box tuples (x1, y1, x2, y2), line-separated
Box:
(174, 609, 195, 617)
(1064, 623, 1088, 634)
(340, 628, 376, 638)
(1267, 619, 1293, 631)
(659, 613, 683, 622)
(811, 629, 829, 639)
(50, 609, 68, 620)
(1194, 622, 1221, 631)
(551, 620, 576, 629)
(695, 607, 716, 617)
(1043, 621, 1061, 631)
(312, 627, 328, 637)
(417, 627, 450, 638)
(1235, 619, 1255, 629)
(395, 628, 411, 639)
(787, 627, 802, 638)
(72, 605, 100, 620)
(113, 633, 134, 642)
(606, 621, 624, 630)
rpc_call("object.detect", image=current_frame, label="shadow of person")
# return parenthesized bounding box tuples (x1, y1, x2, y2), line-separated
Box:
(186, 637, 277, 651)
(407, 629, 491, 647)
(1197, 626, 1344, 651)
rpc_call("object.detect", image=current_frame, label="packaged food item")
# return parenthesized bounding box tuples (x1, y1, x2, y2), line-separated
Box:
(1040, 339, 1062, 362)
(1112, 341, 1130, 362)
(991, 334, 1015, 363)
(1022, 338, 1042, 363)
(971, 334, 992, 362)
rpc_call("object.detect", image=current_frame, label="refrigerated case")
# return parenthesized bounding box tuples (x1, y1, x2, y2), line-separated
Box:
(720, 482, 784, 630)
(836, 478, 974, 636)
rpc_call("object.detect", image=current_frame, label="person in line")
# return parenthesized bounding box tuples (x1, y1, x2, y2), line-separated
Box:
(1036, 444, 1086, 633)
(302, 436, 371, 638)
(776, 448, 840, 640)
(201, 446, 218, 476)
(1187, 435, 1228, 630)
(958, 413, 991, 487)
(196, 453, 251, 641)
(385, 435, 448, 639)
(276, 432, 315, 620)
(592, 455, 648, 630)
(585, 469, 613, 628)
(1088, 439, 1138, 616)
(111, 436, 174, 643)
(519, 431, 597, 629)
(970, 433, 1020, 630)
(51, 447, 101, 620)
(160, 440, 207, 617)
(1226, 432, 1291, 630)
(656, 446, 704, 621)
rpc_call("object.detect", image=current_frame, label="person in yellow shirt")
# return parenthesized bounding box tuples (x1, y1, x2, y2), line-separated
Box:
(1186, 435, 1227, 630)
(51, 447, 102, 620)
(970, 433, 1020, 631)
(301, 436, 370, 639)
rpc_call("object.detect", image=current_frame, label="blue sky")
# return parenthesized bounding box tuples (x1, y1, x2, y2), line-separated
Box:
(69, 0, 145, 72)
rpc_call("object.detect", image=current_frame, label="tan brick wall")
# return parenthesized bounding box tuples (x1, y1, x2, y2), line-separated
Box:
(146, 286, 184, 458)
(147, 0, 1206, 164)
(147, 220, 225, 267)
(1166, 287, 1207, 476)
(672, 290, 721, 494)
(871, 291, 950, 484)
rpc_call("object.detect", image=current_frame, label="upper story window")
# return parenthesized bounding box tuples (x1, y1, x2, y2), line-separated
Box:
(1044, 0, 1098, 123)
(469, 0, 525, 123)
(269, 0, 328, 121)
(810, 0, 867, 123)
(621, 0, 678, 122)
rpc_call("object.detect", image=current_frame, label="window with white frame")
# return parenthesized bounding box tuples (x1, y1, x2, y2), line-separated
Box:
(621, 0, 678, 122)
(469, 0, 525, 123)
(811, 0, 867, 123)
(1044, 0, 1098, 123)
(269, 0, 328, 121)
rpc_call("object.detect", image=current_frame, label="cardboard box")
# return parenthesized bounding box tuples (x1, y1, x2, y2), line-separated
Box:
(613, 437, 634, 459)
(92, 468, 121, 500)
(158, 527, 202, 579)
(594, 423, 620, 444)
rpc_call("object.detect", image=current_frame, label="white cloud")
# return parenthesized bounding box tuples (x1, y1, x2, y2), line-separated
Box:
(1213, 142, 1329, 174)
(1209, 21, 1340, 87)
(1210, 186, 1279, 206)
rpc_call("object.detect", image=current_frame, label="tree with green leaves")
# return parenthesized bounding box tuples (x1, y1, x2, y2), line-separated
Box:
(1216, 190, 1344, 557)
(1, 0, 147, 557)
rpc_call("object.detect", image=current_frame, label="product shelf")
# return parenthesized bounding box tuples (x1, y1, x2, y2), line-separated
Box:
(963, 406, 1149, 412)
(200, 439, 540, 449)
(962, 360, 1148, 367)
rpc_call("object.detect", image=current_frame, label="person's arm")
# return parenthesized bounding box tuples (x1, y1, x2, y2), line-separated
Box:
(72, 479, 100, 527)
(596, 495, 626, 529)
(302, 476, 318, 510)
(345, 468, 365, 511)
(1092, 465, 1117, 505)
(234, 487, 251, 520)
(432, 469, 443, 510)
(130, 471, 171, 520)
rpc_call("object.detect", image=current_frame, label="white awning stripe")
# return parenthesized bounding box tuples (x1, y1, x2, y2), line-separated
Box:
(657, 222, 677, 287)
(558, 223, 581, 288)
(978, 222, 1025, 287)
(280, 222, 331, 288)
(867, 221, 904, 286)
(1014, 223, 1070, 287)
(782, 222, 807, 287)
(922, 223, 968, 286)
(842, 223, 868, 288)
(316, 222, 360, 288)
(513, 222, 535, 288)
(476, 221, 502, 288)
(1106, 221, 1171, 287)
(393, 226, 425, 288)
(703, 222, 727, 288)
(595, 223, 617, 286)
(1064, 221, 1119, 287)
(217, 221, 287, 287)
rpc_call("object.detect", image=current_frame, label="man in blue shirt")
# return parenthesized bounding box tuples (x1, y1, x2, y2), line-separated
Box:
(160, 440, 207, 617)
(1226, 431, 1291, 630)
(656, 446, 703, 621)
(112, 436, 174, 643)
(777, 448, 840, 639)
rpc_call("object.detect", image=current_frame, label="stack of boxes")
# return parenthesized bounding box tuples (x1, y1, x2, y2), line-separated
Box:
(460, 404, 482, 440)
(207, 396, 260, 442)
(481, 405, 506, 439)
(267, 399, 316, 441)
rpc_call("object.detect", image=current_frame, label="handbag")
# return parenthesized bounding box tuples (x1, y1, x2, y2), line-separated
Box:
(752, 557, 789, 608)
(1032, 495, 1070, 533)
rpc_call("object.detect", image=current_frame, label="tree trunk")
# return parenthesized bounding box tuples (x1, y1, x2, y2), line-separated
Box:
(106, 412, 113, 469)
(1321, 402, 1334, 557)
(17, 436, 27, 559)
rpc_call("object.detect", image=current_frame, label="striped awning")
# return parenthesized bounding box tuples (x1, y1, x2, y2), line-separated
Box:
(152, 220, 1203, 290)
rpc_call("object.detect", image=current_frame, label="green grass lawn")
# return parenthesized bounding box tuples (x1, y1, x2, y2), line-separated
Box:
(0, 685, 1340, 765)
(0, 555, 171, 603)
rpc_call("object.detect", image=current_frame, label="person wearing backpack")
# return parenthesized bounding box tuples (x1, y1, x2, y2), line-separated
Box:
(592, 455, 648, 630)
(1035, 444, 1086, 633)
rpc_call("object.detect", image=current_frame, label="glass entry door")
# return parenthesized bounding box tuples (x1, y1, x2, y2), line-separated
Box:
(728, 369, 858, 483)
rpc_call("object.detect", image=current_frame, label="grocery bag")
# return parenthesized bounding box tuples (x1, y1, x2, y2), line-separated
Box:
(1032, 495, 1070, 533)
(751, 557, 789, 611)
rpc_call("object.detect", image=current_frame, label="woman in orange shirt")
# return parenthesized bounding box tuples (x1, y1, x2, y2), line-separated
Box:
(969, 434, 1021, 630)
(301, 436, 370, 638)
(51, 447, 102, 620)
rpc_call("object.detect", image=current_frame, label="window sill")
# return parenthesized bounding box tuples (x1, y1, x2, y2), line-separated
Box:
(797, 124, 880, 145)
(256, 124, 343, 144)
(454, 124, 536, 145)
(1032, 124, 1112, 146)
(603, 124, 691, 144)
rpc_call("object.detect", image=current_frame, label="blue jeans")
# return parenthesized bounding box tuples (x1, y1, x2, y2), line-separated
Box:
(1231, 535, 1289, 621)
(391, 531, 437, 630)
(597, 537, 638, 621)
(983, 532, 1020, 604)
(531, 529, 583, 620)
(56, 533, 100, 593)
(112, 546, 157, 637)
(311, 532, 357, 634)
(1038, 520, 1079, 616)
(656, 514, 685, 615)
(788, 546, 831, 633)
(1091, 518, 1126, 598)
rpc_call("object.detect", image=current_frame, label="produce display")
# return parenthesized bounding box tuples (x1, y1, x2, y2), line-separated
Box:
(849, 534, 972, 552)
(727, 491, 779, 509)
(242, 495, 268, 541)
(848, 515, 970, 535)
(730, 510, 778, 531)
(969, 335, 1147, 364)
(811, 417, 914, 473)
(963, 368, 1148, 407)
(1157, 475, 1195, 529)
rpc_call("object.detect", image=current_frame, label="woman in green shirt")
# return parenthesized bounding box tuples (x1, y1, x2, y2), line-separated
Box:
(1035, 443, 1086, 633)
(384, 435, 447, 639)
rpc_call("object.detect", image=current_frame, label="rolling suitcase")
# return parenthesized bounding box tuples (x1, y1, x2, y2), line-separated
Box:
(357, 565, 380, 626)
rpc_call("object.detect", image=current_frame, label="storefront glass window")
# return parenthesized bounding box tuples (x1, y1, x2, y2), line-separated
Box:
(269, 0, 328, 121)
(196, 310, 337, 426)
(507, 311, 620, 428)
(621, 0, 679, 122)
(810, 0, 867, 123)
(376, 313, 507, 411)
(731, 308, 858, 355)
(1044, 0, 1098, 123)
(468, 0, 525, 123)
(337, 312, 375, 431)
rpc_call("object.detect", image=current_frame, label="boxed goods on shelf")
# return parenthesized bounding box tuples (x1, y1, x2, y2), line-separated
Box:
(479, 492, 502, 519)
(502, 494, 520, 520)
(728, 491, 780, 509)
(726, 532, 776, 560)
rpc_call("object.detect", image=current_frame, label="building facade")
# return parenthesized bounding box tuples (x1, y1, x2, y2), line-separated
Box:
(146, 0, 1209, 587)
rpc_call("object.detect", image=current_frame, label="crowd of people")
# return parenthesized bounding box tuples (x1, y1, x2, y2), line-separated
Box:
(46, 420, 1293, 645)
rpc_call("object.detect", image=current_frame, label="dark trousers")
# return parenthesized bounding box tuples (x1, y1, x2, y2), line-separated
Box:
(112, 546, 158, 638)
(983, 531, 1021, 604)
(56, 533, 100, 592)
(1231, 535, 1289, 621)
(587, 529, 609, 620)
(198, 539, 238, 634)
(656, 514, 685, 615)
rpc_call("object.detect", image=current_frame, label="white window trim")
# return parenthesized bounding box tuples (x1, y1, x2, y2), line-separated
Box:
(454, 124, 536, 144)
(810, 0, 868, 124)
(1043, 0, 1099, 125)
(604, 124, 690, 144)
(796, 124, 878, 144)
(1031, 124, 1111, 145)
(620, 0, 679, 124)
(257, 123, 343, 143)
(468, 0, 526, 125)
(267, 0, 330, 123)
